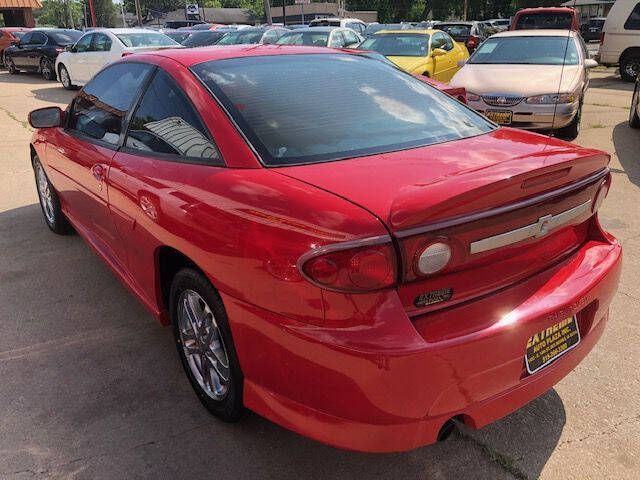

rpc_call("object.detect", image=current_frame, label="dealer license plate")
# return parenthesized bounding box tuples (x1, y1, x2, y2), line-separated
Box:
(485, 110, 513, 125)
(525, 316, 581, 374)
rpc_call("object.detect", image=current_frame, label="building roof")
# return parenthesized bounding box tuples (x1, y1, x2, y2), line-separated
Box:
(159, 7, 257, 25)
(0, 0, 42, 7)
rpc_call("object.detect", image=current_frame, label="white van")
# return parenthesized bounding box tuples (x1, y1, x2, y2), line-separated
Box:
(599, 0, 640, 81)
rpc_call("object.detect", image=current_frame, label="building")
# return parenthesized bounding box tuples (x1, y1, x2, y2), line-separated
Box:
(560, 0, 616, 23)
(0, 0, 41, 27)
(270, 2, 377, 25)
(146, 7, 259, 27)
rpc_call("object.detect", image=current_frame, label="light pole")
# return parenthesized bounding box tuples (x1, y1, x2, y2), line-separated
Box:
(263, 0, 272, 25)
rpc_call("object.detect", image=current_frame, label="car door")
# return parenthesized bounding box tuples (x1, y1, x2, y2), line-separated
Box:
(430, 32, 452, 82)
(108, 68, 222, 299)
(86, 33, 113, 81)
(26, 32, 47, 68)
(10, 32, 31, 68)
(45, 62, 154, 270)
(68, 33, 94, 83)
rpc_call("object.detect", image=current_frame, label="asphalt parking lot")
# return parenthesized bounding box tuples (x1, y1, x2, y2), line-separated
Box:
(0, 68, 638, 479)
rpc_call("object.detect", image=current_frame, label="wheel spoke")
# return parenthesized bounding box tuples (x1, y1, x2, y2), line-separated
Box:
(204, 351, 230, 383)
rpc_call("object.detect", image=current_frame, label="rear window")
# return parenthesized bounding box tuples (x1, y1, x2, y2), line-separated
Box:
(625, 3, 640, 30)
(50, 30, 82, 44)
(217, 31, 264, 45)
(116, 32, 178, 47)
(515, 13, 573, 30)
(359, 33, 429, 57)
(12, 31, 26, 39)
(436, 24, 471, 40)
(182, 31, 225, 47)
(192, 54, 493, 166)
(275, 31, 329, 46)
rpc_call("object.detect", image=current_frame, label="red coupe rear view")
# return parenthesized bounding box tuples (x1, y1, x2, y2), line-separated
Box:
(28, 45, 621, 452)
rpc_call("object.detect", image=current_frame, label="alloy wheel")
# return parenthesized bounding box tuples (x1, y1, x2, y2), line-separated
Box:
(36, 164, 55, 225)
(625, 60, 640, 79)
(177, 289, 231, 400)
(60, 66, 70, 88)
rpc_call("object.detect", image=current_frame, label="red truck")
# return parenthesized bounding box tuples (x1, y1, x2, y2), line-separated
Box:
(510, 7, 580, 31)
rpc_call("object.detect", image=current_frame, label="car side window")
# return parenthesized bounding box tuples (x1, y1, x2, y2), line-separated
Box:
(75, 34, 93, 53)
(624, 3, 640, 30)
(431, 32, 446, 50)
(68, 63, 152, 145)
(442, 33, 454, 51)
(19, 32, 32, 45)
(329, 31, 346, 48)
(92, 33, 112, 52)
(125, 69, 220, 161)
(32, 32, 47, 45)
(343, 29, 359, 46)
(262, 29, 281, 44)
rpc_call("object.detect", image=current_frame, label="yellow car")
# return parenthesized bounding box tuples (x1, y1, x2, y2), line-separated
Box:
(358, 29, 470, 83)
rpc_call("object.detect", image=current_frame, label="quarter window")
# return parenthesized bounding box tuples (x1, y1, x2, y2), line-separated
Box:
(68, 63, 152, 145)
(125, 70, 219, 161)
(625, 3, 640, 30)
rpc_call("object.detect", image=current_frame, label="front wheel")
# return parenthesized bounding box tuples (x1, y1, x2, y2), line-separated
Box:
(170, 268, 244, 422)
(620, 53, 640, 83)
(33, 157, 73, 234)
(6, 56, 19, 74)
(40, 57, 55, 80)
(58, 64, 74, 90)
(630, 83, 640, 129)
(557, 103, 582, 141)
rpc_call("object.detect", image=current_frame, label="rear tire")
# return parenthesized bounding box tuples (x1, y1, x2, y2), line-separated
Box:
(557, 102, 582, 141)
(33, 157, 73, 234)
(40, 57, 55, 80)
(58, 64, 75, 90)
(170, 268, 244, 422)
(630, 82, 640, 129)
(620, 52, 640, 83)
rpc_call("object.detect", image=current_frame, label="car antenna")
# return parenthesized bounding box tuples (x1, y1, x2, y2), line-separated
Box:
(551, 0, 579, 138)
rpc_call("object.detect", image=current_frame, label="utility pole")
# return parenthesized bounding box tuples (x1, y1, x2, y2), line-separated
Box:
(65, 0, 75, 29)
(83, 0, 88, 28)
(135, 0, 143, 27)
(463, 0, 468, 21)
(282, 0, 286, 26)
(263, 0, 272, 24)
(121, 1, 127, 27)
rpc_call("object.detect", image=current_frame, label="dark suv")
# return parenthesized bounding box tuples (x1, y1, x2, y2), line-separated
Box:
(4, 29, 82, 80)
(434, 21, 488, 53)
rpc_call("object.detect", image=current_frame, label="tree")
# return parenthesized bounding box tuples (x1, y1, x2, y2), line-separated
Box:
(35, 0, 84, 27)
(93, 0, 117, 27)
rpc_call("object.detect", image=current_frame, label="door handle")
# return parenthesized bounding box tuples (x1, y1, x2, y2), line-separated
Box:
(91, 164, 105, 181)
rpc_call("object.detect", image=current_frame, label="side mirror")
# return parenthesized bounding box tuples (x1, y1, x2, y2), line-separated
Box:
(432, 48, 447, 57)
(457, 59, 467, 67)
(584, 58, 598, 68)
(28, 107, 63, 129)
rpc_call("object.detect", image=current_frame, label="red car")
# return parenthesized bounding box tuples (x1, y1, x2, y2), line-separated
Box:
(0, 27, 29, 66)
(28, 45, 621, 452)
(511, 7, 580, 31)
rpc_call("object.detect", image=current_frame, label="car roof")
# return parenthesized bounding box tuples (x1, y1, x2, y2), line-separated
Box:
(375, 29, 434, 34)
(92, 28, 161, 35)
(134, 44, 356, 67)
(434, 22, 474, 26)
(516, 7, 575, 13)
(283, 26, 338, 32)
(491, 29, 578, 38)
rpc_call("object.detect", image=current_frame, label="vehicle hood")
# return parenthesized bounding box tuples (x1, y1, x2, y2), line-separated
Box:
(276, 128, 607, 231)
(450, 64, 581, 96)
(386, 55, 428, 73)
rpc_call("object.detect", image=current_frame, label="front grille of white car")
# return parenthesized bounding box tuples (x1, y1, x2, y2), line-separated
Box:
(482, 95, 524, 106)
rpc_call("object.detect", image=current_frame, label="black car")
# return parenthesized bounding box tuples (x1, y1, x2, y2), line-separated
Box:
(181, 31, 227, 47)
(433, 21, 488, 53)
(580, 17, 606, 42)
(5, 29, 82, 80)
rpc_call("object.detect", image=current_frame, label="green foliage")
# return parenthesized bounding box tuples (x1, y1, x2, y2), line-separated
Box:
(35, 0, 84, 28)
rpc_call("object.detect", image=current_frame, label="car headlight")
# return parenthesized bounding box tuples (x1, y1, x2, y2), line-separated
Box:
(526, 93, 576, 104)
(467, 91, 481, 101)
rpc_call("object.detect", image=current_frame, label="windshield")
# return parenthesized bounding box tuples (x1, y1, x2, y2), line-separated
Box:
(182, 31, 225, 47)
(436, 24, 471, 40)
(359, 33, 429, 57)
(217, 31, 264, 45)
(12, 31, 27, 39)
(275, 31, 329, 46)
(363, 24, 403, 35)
(165, 32, 191, 43)
(192, 54, 493, 166)
(469, 36, 579, 65)
(116, 32, 179, 47)
(51, 30, 82, 45)
(515, 13, 573, 30)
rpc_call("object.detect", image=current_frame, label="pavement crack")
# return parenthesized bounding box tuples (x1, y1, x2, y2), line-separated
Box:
(0, 105, 32, 131)
(454, 429, 529, 480)
(557, 415, 640, 448)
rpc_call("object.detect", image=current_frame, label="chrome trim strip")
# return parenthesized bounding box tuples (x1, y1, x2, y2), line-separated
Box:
(470, 200, 591, 254)
(296, 234, 393, 293)
(395, 167, 608, 239)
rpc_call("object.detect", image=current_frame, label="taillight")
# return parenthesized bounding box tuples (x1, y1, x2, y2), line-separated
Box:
(600, 32, 605, 45)
(592, 178, 610, 213)
(298, 238, 396, 292)
(466, 35, 478, 49)
(415, 241, 452, 275)
(55, 48, 64, 53)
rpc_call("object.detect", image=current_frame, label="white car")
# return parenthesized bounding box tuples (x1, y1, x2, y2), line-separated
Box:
(308, 17, 367, 35)
(598, 0, 640, 82)
(55, 28, 180, 90)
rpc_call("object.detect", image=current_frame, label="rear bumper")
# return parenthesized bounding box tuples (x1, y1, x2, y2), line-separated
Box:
(225, 237, 621, 452)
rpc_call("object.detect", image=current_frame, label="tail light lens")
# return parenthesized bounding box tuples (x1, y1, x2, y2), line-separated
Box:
(466, 35, 478, 49)
(600, 32, 605, 45)
(299, 239, 396, 292)
(416, 241, 452, 275)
